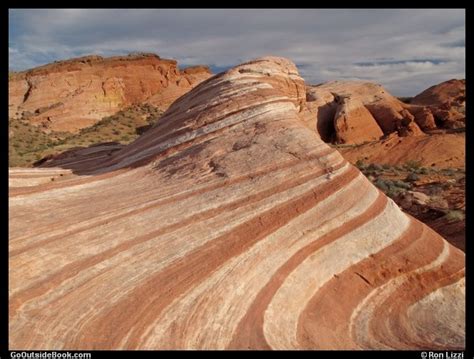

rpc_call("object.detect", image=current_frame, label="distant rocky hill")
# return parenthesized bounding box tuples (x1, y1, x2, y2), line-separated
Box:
(411, 79, 465, 129)
(302, 78, 465, 146)
(9, 53, 212, 133)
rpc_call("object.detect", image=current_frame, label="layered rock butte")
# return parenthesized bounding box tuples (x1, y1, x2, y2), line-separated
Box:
(8, 53, 212, 133)
(9, 57, 465, 350)
(302, 79, 465, 145)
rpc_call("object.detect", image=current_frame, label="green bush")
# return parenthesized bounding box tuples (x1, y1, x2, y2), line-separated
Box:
(374, 178, 409, 198)
(404, 160, 422, 170)
(374, 178, 390, 192)
(386, 187, 406, 198)
(368, 163, 383, 172)
(443, 210, 465, 222)
(355, 159, 366, 169)
(405, 173, 419, 182)
(392, 180, 411, 190)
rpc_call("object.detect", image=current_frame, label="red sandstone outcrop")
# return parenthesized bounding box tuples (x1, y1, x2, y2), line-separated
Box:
(304, 81, 431, 144)
(337, 132, 465, 169)
(304, 79, 466, 145)
(8, 53, 212, 133)
(9, 57, 464, 350)
(333, 96, 384, 144)
(411, 79, 465, 129)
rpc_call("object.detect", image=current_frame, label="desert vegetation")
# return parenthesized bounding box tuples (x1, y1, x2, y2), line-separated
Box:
(355, 158, 465, 250)
(9, 104, 163, 167)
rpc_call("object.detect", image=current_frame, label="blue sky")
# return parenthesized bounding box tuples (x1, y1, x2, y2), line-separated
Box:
(9, 9, 465, 96)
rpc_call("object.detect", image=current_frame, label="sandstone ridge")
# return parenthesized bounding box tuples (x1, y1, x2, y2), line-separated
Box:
(9, 57, 464, 350)
(411, 79, 465, 129)
(303, 79, 464, 144)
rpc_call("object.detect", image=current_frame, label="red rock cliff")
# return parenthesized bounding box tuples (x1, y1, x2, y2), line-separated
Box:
(9, 53, 212, 132)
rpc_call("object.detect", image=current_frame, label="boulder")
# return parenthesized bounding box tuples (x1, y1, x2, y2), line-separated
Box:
(333, 97, 383, 144)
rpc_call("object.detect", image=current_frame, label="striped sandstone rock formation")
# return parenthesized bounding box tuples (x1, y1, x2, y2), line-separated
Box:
(9, 57, 465, 350)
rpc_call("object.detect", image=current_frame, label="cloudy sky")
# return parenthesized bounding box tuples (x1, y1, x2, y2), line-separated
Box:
(9, 9, 465, 96)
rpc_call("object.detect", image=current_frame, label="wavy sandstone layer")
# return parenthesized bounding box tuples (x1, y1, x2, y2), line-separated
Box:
(9, 57, 465, 350)
(9, 54, 211, 132)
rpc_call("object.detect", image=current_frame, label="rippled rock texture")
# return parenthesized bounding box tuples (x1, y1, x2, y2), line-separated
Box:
(9, 57, 464, 350)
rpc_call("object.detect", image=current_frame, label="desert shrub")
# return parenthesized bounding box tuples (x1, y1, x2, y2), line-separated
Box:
(386, 187, 406, 198)
(443, 210, 465, 222)
(405, 173, 419, 182)
(442, 168, 456, 176)
(404, 160, 422, 170)
(417, 167, 429, 175)
(426, 184, 443, 196)
(373, 178, 410, 198)
(374, 178, 390, 192)
(368, 163, 383, 172)
(382, 163, 391, 170)
(355, 159, 367, 170)
(392, 180, 411, 190)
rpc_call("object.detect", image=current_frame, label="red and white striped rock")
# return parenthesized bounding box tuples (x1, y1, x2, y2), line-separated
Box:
(9, 57, 464, 350)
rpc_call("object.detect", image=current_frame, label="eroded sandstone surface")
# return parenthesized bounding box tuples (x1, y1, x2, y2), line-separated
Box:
(411, 79, 465, 129)
(9, 53, 211, 133)
(303, 79, 464, 144)
(9, 57, 464, 350)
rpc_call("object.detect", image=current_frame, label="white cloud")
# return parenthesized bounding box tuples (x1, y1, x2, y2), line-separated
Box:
(9, 9, 465, 95)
